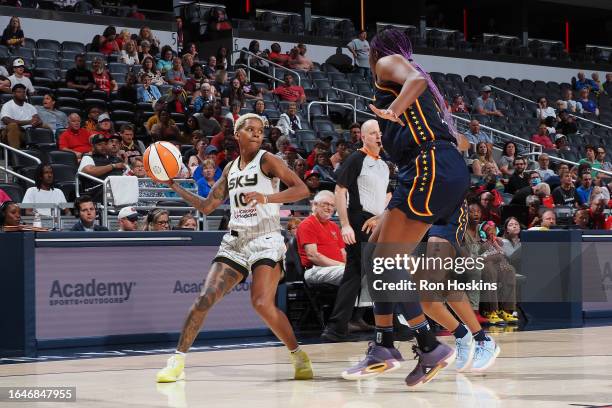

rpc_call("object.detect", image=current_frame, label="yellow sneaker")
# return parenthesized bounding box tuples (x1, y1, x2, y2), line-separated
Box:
(498, 310, 519, 324)
(156, 354, 186, 383)
(484, 311, 504, 325)
(291, 349, 314, 380)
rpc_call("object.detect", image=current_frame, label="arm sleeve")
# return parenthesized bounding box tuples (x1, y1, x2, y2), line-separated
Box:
(335, 151, 363, 188)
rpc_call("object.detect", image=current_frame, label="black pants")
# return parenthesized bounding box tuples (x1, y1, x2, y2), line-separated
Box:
(326, 210, 373, 334)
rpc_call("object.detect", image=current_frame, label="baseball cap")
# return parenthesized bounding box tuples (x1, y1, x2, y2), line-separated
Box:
(204, 145, 218, 155)
(481, 85, 492, 92)
(118, 207, 139, 221)
(555, 133, 567, 141)
(98, 113, 111, 123)
(304, 170, 319, 180)
(12, 58, 25, 67)
(90, 134, 108, 145)
(285, 145, 298, 153)
(108, 133, 122, 141)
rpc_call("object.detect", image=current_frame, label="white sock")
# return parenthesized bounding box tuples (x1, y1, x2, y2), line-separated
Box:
(289, 346, 301, 354)
(175, 350, 185, 356)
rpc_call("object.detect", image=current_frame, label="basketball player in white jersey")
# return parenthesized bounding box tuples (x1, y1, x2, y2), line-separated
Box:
(156, 113, 313, 382)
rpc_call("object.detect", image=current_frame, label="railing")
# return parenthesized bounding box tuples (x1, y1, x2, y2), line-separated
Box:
(230, 49, 301, 88)
(328, 87, 375, 123)
(307, 100, 369, 125)
(75, 171, 108, 227)
(0, 142, 41, 185)
(489, 85, 612, 131)
(18, 203, 73, 230)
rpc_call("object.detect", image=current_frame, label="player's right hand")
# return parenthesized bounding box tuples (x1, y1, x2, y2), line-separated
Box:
(341, 225, 356, 245)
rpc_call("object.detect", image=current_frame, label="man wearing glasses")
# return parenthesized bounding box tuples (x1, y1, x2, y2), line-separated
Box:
(474, 85, 503, 117)
(296, 190, 346, 286)
(117, 207, 140, 231)
(595, 147, 612, 172)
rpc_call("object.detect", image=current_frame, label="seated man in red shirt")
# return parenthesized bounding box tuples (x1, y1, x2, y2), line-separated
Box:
(296, 190, 346, 285)
(267, 43, 290, 66)
(58, 113, 91, 159)
(265, 73, 305, 104)
(530, 123, 556, 150)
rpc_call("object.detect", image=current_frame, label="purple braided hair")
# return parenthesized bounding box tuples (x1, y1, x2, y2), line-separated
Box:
(370, 28, 457, 137)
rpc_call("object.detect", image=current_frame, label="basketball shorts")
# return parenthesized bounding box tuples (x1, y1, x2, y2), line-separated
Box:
(387, 140, 469, 225)
(428, 200, 468, 247)
(213, 231, 286, 280)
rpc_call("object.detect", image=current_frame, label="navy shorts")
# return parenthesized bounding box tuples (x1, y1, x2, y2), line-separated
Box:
(387, 140, 469, 226)
(428, 200, 468, 246)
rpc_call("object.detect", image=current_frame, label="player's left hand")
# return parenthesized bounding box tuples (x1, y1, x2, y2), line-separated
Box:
(244, 192, 266, 207)
(362, 215, 380, 234)
(369, 104, 405, 126)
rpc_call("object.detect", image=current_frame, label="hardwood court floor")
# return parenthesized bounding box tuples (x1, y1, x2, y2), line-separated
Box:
(1, 326, 612, 408)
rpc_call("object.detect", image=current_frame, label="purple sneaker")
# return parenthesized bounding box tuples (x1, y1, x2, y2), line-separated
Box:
(405, 343, 456, 387)
(341, 342, 403, 380)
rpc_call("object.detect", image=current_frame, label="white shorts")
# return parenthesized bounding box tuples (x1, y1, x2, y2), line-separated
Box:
(213, 231, 286, 279)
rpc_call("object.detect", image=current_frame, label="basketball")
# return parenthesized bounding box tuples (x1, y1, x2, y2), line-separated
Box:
(143, 141, 182, 182)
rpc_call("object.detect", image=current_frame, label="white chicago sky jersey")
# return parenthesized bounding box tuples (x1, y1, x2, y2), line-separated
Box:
(227, 150, 281, 236)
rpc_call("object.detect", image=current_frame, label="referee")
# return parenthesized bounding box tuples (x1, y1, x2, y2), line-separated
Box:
(322, 119, 390, 341)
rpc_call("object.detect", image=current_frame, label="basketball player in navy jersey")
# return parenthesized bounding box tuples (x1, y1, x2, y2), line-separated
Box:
(341, 29, 496, 387)
(156, 113, 313, 382)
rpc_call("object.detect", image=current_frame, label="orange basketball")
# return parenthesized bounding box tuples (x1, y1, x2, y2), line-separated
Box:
(143, 141, 182, 182)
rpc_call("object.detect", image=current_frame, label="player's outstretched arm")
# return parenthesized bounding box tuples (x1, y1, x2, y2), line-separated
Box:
(166, 165, 230, 215)
(244, 153, 309, 205)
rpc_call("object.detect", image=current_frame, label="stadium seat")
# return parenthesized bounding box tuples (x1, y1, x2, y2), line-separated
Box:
(24, 38, 36, 49)
(30, 95, 44, 106)
(111, 110, 136, 123)
(83, 98, 107, 111)
(36, 49, 58, 60)
(0, 183, 25, 202)
(37, 39, 61, 51)
(9, 149, 46, 171)
(50, 164, 77, 183)
(0, 45, 9, 58)
(312, 119, 335, 133)
(12, 47, 35, 59)
(57, 97, 82, 109)
(109, 63, 130, 75)
(109, 100, 135, 112)
(47, 150, 78, 168)
(62, 41, 86, 53)
(34, 58, 58, 69)
(58, 107, 81, 116)
(24, 128, 56, 150)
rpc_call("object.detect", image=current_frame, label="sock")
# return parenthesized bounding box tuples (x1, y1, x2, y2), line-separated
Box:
(411, 320, 439, 353)
(375, 326, 394, 348)
(452, 323, 469, 339)
(174, 350, 185, 357)
(289, 346, 302, 354)
(473, 329, 489, 342)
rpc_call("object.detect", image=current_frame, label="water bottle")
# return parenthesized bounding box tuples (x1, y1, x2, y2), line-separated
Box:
(33, 210, 42, 228)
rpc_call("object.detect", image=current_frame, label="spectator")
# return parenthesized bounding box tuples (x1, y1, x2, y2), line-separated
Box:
(578, 88, 599, 116)
(216, 47, 229, 71)
(588, 195, 607, 229)
(128, 4, 145, 20)
(235, 68, 261, 99)
(0, 84, 42, 148)
(117, 206, 140, 231)
(36, 93, 67, 134)
(192, 83, 215, 112)
(8, 58, 35, 95)
(471, 142, 500, 177)
(190, 142, 222, 180)
(177, 213, 197, 230)
(58, 113, 91, 159)
(121, 40, 140, 66)
(463, 203, 487, 322)
(603, 73, 612, 96)
(479, 191, 501, 224)
(347, 30, 371, 79)
(347, 122, 362, 149)
(206, 7, 232, 36)
(144, 208, 171, 231)
(561, 89, 582, 113)
(151, 110, 180, 142)
(511, 171, 546, 206)
(22, 163, 68, 216)
(209, 117, 233, 150)
(228, 100, 241, 122)
(286, 217, 302, 236)
(95, 113, 114, 138)
(222, 77, 245, 107)
(324, 46, 353, 73)
(78, 134, 125, 202)
(501, 217, 522, 271)
(574, 71, 597, 92)
(83, 106, 102, 132)
(165, 57, 187, 86)
(591, 73, 604, 95)
(183, 43, 200, 63)
(296, 190, 346, 285)
(183, 130, 203, 165)
(528, 209, 556, 231)
(166, 85, 188, 114)
(299, 169, 322, 203)
(194, 102, 221, 136)
(196, 158, 218, 197)
(596, 146, 612, 172)
(267, 73, 305, 104)
(0, 201, 21, 230)
(576, 172, 594, 206)
(530, 123, 556, 150)
(474, 86, 503, 116)
(579, 145, 602, 177)
(99, 26, 120, 56)
(498, 141, 517, 178)
(536, 97, 556, 120)
(138, 40, 154, 62)
(157, 46, 174, 74)
(505, 157, 529, 194)
(182, 116, 200, 143)
(117, 124, 142, 163)
(268, 43, 290, 66)
(312, 151, 336, 182)
(573, 208, 590, 229)
(70, 195, 109, 231)
(555, 134, 570, 152)
(66, 54, 95, 93)
(277, 102, 302, 136)
(117, 72, 138, 104)
(252, 99, 270, 127)
(293, 158, 307, 180)
(181, 53, 194, 77)
(137, 72, 161, 105)
(331, 140, 348, 169)
(450, 94, 469, 113)
(92, 57, 117, 95)
(465, 119, 493, 152)
(536, 153, 555, 181)
(289, 44, 314, 71)
(138, 26, 160, 57)
(266, 126, 282, 154)
(144, 100, 167, 134)
(556, 110, 578, 135)
(140, 56, 165, 86)
(1, 17, 24, 48)
(185, 65, 207, 96)
(593, 173, 611, 201)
